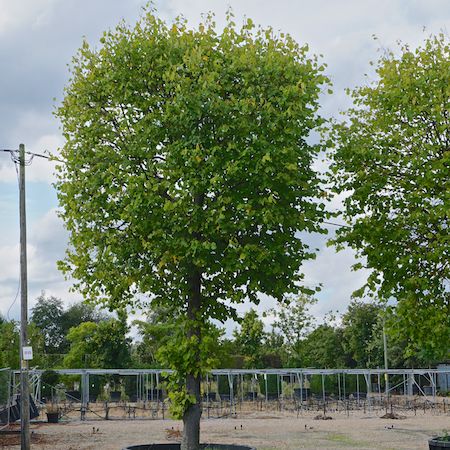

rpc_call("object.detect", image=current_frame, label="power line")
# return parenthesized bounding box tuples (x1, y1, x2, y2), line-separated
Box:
(323, 220, 351, 229)
(6, 280, 20, 321)
(2, 148, 61, 162)
(24, 151, 52, 160)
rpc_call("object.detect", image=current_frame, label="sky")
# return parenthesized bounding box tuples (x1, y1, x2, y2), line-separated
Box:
(0, 0, 449, 333)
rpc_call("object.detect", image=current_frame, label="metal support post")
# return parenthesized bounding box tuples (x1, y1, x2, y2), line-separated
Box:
(321, 374, 326, 405)
(338, 373, 341, 404)
(356, 374, 360, 405)
(264, 374, 268, 403)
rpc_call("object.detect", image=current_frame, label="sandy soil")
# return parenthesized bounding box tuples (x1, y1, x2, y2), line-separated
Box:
(1, 410, 449, 449)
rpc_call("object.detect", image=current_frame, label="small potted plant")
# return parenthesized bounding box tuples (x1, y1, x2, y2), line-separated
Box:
(429, 431, 450, 449)
(46, 402, 60, 423)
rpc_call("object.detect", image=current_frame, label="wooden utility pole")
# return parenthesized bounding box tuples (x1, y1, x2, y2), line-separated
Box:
(19, 143, 30, 450)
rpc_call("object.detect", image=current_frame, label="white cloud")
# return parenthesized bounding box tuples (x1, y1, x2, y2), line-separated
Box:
(0, 109, 62, 183)
(0, 0, 60, 35)
(0, 207, 78, 319)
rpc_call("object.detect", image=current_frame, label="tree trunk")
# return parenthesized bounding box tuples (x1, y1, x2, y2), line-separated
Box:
(182, 265, 202, 450)
(182, 373, 202, 450)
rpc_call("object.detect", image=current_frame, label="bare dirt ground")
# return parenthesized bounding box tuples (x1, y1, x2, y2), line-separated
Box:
(1, 410, 449, 450)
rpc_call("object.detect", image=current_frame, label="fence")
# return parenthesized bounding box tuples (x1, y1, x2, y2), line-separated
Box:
(4, 367, 449, 422)
(0, 368, 12, 430)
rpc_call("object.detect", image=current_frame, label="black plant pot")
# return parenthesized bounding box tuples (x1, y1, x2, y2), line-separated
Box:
(429, 437, 450, 449)
(123, 445, 256, 450)
(46, 412, 60, 423)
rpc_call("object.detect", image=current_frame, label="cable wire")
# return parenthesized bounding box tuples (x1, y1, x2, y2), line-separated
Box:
(323, 220, 351, 229)
(6, 280, 20, 321)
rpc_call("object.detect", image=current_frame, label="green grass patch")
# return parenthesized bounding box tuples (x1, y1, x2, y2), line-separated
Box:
(325, 433, 365, 447)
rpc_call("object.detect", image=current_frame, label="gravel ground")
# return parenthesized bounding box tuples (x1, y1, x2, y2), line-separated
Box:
(1, 410, 449, 449)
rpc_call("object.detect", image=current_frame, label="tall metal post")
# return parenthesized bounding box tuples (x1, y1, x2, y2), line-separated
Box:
(383, 322, 389, 397)
(19, 143, 30, 450)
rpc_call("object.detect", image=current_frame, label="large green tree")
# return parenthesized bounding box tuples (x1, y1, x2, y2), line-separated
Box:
(330, 34, 449, 360)
(56, 10, 328, 449)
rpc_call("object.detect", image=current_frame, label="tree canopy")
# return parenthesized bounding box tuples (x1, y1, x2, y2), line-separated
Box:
(56, 9, 329, 449)
(329, 34, 449, 359)
(56, 11, 328, 316)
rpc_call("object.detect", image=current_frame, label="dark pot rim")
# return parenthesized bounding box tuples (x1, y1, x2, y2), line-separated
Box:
(122, 444, 256, 450)
(429, 437, 450, 448)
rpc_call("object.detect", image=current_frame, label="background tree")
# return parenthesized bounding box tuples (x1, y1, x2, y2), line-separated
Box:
(262, 329, 286, 368)
(232, 309, 267, 368)
(55, 10, 328, 449)
(61, 302, 106, 339)
(301, 317, 347, 368)
(64, 315, 131, 369)
(382, 309, 434, 368)
(31, 293, 107, 354)
(31, 292, 64, 353)
(0, 320, 45, 369)
(330, 34, 449, 360)
(135, 304, 231, 369)
(341, 300, 383, 368)
(134, 304, 177, 367)
(0, 321, 19, 369)
(270, 295, 315, 366)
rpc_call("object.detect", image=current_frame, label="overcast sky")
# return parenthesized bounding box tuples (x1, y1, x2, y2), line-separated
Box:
(0, 0, 448, 331)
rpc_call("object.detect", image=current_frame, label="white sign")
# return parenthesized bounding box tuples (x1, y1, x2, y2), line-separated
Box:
(22, 346, 33, 360)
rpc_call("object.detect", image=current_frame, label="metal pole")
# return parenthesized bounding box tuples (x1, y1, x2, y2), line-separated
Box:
(206, 373, 209, 417)
(228, 373, 233, 415)
(377, 373, 381, 401)
(7, 369, 12, 429)
(264, 374, 268, 403)
(290, 373, 294, 400)
(19, 144, 30, 450)
(151, 373, 154, 402)
(81, 371, 88, 419)
(383, 321, 389, 398)
(156, 373, 159, 403)
(136, 374, 139, 402)
(338, 373, 341, 404)
(356, 374, 360, 405)
(321, 374, 325, 404)
(300, 372, 303, 410)
(277, 374, 280, 405)
(343, 373, 346, 400)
